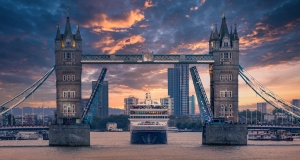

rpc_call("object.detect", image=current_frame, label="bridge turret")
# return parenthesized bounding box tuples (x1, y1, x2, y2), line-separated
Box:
(212, 24, 220, 51)
(75, 25, 82, 50)
(55, 25, 62, 51)
(233, 23, 239, 50)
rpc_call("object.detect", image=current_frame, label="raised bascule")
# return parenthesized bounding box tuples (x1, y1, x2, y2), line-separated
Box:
(1, 12, 300, 146)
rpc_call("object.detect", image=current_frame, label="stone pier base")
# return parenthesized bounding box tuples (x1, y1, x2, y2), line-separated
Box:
(202, 124, 247, 145)
(49, 125, 90, 146)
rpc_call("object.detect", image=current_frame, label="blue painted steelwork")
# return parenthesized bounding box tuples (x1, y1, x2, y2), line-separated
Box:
(239, 65, 300, 120)
(0, 66, 55, 116)
(81, 68, 107, 124)
(81, 54, 214, 64)
(190, 66, 213, 124)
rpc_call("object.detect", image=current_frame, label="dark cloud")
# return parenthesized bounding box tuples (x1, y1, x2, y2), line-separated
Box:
(0, 0, 300, 108)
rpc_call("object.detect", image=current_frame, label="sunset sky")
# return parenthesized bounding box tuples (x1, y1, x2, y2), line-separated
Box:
(0, 0, 300, 113)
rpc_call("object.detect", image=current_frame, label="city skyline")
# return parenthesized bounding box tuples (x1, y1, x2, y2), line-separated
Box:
(0, 0, 300, 112)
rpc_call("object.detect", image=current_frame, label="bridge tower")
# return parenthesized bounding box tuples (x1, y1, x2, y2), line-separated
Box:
(54, 14, 82, 125)
(209, 13, 239, 123)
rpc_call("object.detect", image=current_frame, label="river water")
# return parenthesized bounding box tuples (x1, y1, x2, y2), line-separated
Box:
(0, 132, 299, 160)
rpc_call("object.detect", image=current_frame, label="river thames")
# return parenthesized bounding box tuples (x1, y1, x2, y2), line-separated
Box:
(0, 132, 299, 160)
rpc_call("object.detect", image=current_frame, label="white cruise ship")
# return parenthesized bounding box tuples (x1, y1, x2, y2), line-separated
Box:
(129, 92, 169, 144)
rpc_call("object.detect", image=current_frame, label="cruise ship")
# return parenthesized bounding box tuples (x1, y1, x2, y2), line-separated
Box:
(129, 92, 169, 144)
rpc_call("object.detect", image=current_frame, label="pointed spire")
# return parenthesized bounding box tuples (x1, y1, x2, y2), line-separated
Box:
(219, 12, 229, 40)
(64, 8, 72, 38)
(55, 24, 62, 40)
(75, 24, 82, 41)
(209, 24, 214, 41)
(213, 24, 219, 40)
(233, 22, 239, 40)
(230, 24, 233, 34)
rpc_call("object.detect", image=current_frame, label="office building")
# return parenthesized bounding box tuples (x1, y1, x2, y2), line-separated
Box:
(189, 95, 195, 114)
(92, 81, 109, 118)
(124, 96, 139, 115)
(292, 99, 300, 108)
(257, 102, 267, 114)
(168, 64, 189, 116)
(160, 96, 174, 115)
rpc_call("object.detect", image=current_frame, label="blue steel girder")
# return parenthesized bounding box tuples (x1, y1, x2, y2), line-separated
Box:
(82, 68, 107, 124)
(81, 54, 214, 64)
(190, 66, 213, 124)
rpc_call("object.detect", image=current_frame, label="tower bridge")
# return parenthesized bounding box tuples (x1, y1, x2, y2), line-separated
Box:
(1, 12, 300, 146)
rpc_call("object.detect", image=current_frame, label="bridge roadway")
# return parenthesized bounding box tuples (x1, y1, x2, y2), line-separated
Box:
(81, 54, 214, 64)
(1, 124, 300, 131)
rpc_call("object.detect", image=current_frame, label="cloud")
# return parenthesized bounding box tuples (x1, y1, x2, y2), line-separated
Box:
(92, 34, 145, 54)
(144, 0, 155, 8)
(83, 9, 144, 32)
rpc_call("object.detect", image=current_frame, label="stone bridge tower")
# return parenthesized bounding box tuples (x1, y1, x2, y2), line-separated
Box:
(209, 13, 239, 122)
(54, 14, 82, 125)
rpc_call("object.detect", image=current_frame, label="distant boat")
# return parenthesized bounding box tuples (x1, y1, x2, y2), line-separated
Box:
(271, 130, 293, 141)
(16, 132, 39, 140)
(168, 127, 179, 132)
(248, 129, 272, 140)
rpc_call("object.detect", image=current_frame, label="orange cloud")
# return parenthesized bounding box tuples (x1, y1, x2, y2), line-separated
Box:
(240, 19, 300, 50)
(144, 0, 154, 8)
(170, 40, 208, 54)
(84, 9, 144, 32)
(93, 35, 145, 54)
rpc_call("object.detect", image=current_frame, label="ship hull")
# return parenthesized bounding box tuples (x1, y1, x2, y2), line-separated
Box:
(130, 131, 167, 144)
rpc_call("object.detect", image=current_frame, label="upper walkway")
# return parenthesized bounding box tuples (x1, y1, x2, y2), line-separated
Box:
(81, 54, 214, 64)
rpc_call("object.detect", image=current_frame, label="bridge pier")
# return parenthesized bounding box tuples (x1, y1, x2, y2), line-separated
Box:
(202, 123, 247, 145)
(49, 125, 90, 146)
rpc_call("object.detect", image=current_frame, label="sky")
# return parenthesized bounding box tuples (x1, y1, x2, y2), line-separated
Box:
(0, 0, 300, 113)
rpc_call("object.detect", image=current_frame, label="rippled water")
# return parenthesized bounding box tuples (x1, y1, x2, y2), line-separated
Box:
(0, 132, 299, 160)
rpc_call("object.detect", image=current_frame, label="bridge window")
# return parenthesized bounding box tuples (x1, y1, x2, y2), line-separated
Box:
(224, 42, 228, 47)
(220, 91, 232, 98)
(63, 91, 75, 98)
(220, 75, 233, 81)
(64, 53, 74, 59)
(220, 53, 232, 59)
(63, 104, 76, 115)
(63, 75, 75, 81)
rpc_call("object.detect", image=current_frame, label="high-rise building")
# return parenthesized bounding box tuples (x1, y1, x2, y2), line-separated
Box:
(209, 13, 239, 122)
(160, 96, 174, 115)
(124, 96, 139, 115)
(168, 64, 189, 116)
(189, 95, 195, 114)
(92, 81, 109, 118)
(81, 98, 89, 113)
(257, 103, 267, 113)
(292, 99, 300, 108)
(292, 99, 300, 112)
(168, 68, 180, 116)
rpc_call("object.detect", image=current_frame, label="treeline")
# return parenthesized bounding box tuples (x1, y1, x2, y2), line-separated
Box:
(91, 115, 130, 130)
(169, 115, 202, 130)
